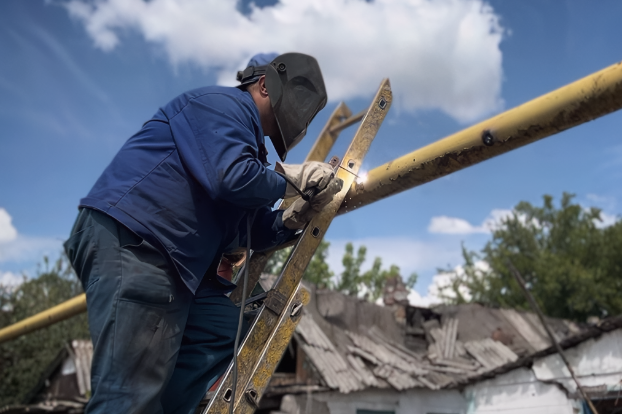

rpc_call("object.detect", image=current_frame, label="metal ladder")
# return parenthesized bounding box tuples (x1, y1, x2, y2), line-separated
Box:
(204, 79, 392, 414)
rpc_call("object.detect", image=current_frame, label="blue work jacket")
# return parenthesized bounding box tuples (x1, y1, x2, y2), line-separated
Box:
(80, 86, 292, 294)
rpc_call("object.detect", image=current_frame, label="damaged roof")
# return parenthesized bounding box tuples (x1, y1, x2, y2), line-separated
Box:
(278, 278, 616, 394)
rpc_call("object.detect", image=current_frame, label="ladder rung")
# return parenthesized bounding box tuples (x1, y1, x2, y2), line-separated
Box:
(329, 110, 366, 134)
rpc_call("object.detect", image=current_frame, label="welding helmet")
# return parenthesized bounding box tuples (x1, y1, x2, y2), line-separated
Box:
(237, 53, 327, 161)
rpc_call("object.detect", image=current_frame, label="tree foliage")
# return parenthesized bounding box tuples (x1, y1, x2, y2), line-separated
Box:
(336, 242, 417, 302)
(263, 246, 291, 276)
(264, 240, 334, 288)
(439, 193, 622, 322)
(265, 240, 417, 302)
(303, 240, 333, 288)
(0, 256, 90, 407)
(336, 243, 367, 296)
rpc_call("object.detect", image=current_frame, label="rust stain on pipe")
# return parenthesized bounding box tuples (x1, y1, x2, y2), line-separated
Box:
(3, 62, 622, 343)
(339, 61, 622, 214)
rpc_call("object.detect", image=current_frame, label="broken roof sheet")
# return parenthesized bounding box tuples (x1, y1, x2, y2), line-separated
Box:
(427, 303, 582, 356)
(290, 286, 610, 394)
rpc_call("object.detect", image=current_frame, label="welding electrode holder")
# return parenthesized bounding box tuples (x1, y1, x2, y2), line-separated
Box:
(275, 156, 340, 202)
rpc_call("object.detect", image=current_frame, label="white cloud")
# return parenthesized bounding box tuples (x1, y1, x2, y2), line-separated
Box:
(594, 211, 617, 229)
(408, 260, 488, 307)
(408, 287, 440, 307)
(586, 193, 616, 210)
(428, 208, 512, 234)
(0, 235, 64, 264)
(408, 269, 459, 307)
(0, 208, 18, 243)
(0, 208, 64, 276)
(428, 216, 486, 234)
(0, 271, 25, 288)
(64, 0, 505, 122)
(582, 194, 619, 228)
(482, 209, 514, 231)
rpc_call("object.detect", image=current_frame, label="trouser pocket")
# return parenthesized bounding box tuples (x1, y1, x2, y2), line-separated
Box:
(110, 300, 167, 385)
(89, 300, 177, 413)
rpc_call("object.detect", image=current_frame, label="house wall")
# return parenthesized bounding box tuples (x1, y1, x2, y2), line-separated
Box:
(398, 389, 466, 414)
(531, 329, 622, 394)
(463, 367, 577, 414)
(302, 375, 573, 414)
(463, 328, 622, 414)
(279, 329, 622, 414)
(300, 388, 466, 414)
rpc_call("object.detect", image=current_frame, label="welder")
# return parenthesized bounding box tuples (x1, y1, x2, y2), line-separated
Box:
(63, 52, 342, 414)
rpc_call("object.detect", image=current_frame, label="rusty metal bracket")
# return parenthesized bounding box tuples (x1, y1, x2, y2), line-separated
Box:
(244, 389, 259, 409)
(328, 155, 340, 169)
(263, 290, 288, 315)
(290, 302, 303, 320)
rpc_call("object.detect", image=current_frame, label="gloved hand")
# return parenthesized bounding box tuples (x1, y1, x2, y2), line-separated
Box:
(308, 177, 343, 211)
(282, 177, 343, 229)
(275, 161, 335, 198)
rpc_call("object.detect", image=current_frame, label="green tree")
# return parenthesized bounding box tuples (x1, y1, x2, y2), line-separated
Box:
(405, 272, 419, 290)
(336, 242, 418, 302)
(439, 193, 622, 321)
(263, 245, 292, 275)
(264, 240, 418, 302)
(361, 260, 404, 302)
(336, 242, 367, 296)
(0, 256, 90, 407)
(304, 240, 333, 288)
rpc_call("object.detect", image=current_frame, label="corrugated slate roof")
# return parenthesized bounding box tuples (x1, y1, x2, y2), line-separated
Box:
(291, 287, 590, 394)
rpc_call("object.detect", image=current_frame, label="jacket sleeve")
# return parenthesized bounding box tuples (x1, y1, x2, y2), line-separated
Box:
(238, 207, 297, 252)
(170, 92, 287, 209)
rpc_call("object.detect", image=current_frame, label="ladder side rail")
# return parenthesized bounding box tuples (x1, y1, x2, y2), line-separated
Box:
(229, 102, 354, 305)
(204, 79, 392, 414)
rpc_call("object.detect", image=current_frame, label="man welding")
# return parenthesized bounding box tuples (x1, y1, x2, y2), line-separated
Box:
(64, 52, 342, 414)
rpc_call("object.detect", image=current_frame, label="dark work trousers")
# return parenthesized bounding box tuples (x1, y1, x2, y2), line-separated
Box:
(64, 208, 246, 414)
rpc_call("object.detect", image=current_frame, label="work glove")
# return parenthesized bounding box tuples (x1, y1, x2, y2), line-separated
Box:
(275, 161, 336, 198)
(282, 178, 344, 229)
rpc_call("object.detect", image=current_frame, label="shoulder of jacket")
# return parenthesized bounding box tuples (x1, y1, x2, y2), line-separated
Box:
(163, 86, 258, 122)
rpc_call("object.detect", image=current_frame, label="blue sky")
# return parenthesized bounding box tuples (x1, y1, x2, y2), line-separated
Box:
(1, 0, 621, 303)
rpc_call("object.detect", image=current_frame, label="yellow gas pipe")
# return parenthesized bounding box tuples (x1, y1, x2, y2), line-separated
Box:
(2, 61, 622, 345)
(0, 294, 86, 343)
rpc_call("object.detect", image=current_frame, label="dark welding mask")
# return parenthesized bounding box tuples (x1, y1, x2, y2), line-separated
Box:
(237, 53, 327, 161)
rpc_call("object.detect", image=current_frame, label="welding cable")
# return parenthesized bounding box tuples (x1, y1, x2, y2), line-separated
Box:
(229, 208, 257, 414)
(274, 171, 311, 201)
